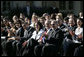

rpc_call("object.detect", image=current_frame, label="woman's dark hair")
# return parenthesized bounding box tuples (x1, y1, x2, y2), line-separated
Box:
(15, 20, 22, 27)
(77, 18, 83, 23)
(64, 17, 69, 21)
(77, 18, 83, 27)
(37, 21, 43, 30)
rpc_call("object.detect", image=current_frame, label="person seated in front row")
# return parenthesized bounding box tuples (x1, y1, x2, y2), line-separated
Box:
(63, 18, 83, 56)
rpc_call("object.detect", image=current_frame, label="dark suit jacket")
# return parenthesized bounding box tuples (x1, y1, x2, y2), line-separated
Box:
(60, 24, 66, 30)
(26, 26, 35, 39)
(1, 30, 8, 36)
(20, 26, 35, 41)
(47, 28, 64, 45)
(16, 27, 24, 37)
(64, 26, 77, 40)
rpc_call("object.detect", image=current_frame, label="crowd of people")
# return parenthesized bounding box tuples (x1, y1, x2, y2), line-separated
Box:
(1, 11, 83, 56)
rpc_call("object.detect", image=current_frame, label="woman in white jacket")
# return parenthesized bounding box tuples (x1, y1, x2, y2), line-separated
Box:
(22, 21, 44, 47)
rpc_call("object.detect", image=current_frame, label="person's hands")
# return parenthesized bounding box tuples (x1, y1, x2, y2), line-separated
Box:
(22, 41, 27, 47)
(8, 37, 15, 40)
(69, 30, 75, 36)
(78, 34, 83, 38)
(64, 28, 69, 32)
(15, 36, 20, 40)
(42, 32, 47, 37)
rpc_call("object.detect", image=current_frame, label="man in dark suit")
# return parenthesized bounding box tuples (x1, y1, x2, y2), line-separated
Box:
(34, 20, 64, 56)
(5, 22, 35, 56)
(33, 20, 52, 56)
(63, 18, 77, 56)
(56, 18, 66, 31)
(47, 20, 64, 45)
(15, 22, 35, 56)
(41, 20, 64, 56)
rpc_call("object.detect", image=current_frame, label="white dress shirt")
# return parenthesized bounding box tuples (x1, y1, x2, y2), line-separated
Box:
(24, 29, 28, 38)
(46, 28, 52, 34)
(27, 29, 44, 42)
(75, 27, 83, 36)
(30, 23, 35, 28)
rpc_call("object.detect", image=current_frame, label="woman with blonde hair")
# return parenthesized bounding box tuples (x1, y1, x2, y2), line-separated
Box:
(30, 13, 38, 27)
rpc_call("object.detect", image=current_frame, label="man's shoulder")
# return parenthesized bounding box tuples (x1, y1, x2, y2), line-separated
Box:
(56, 28, 63, 34)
